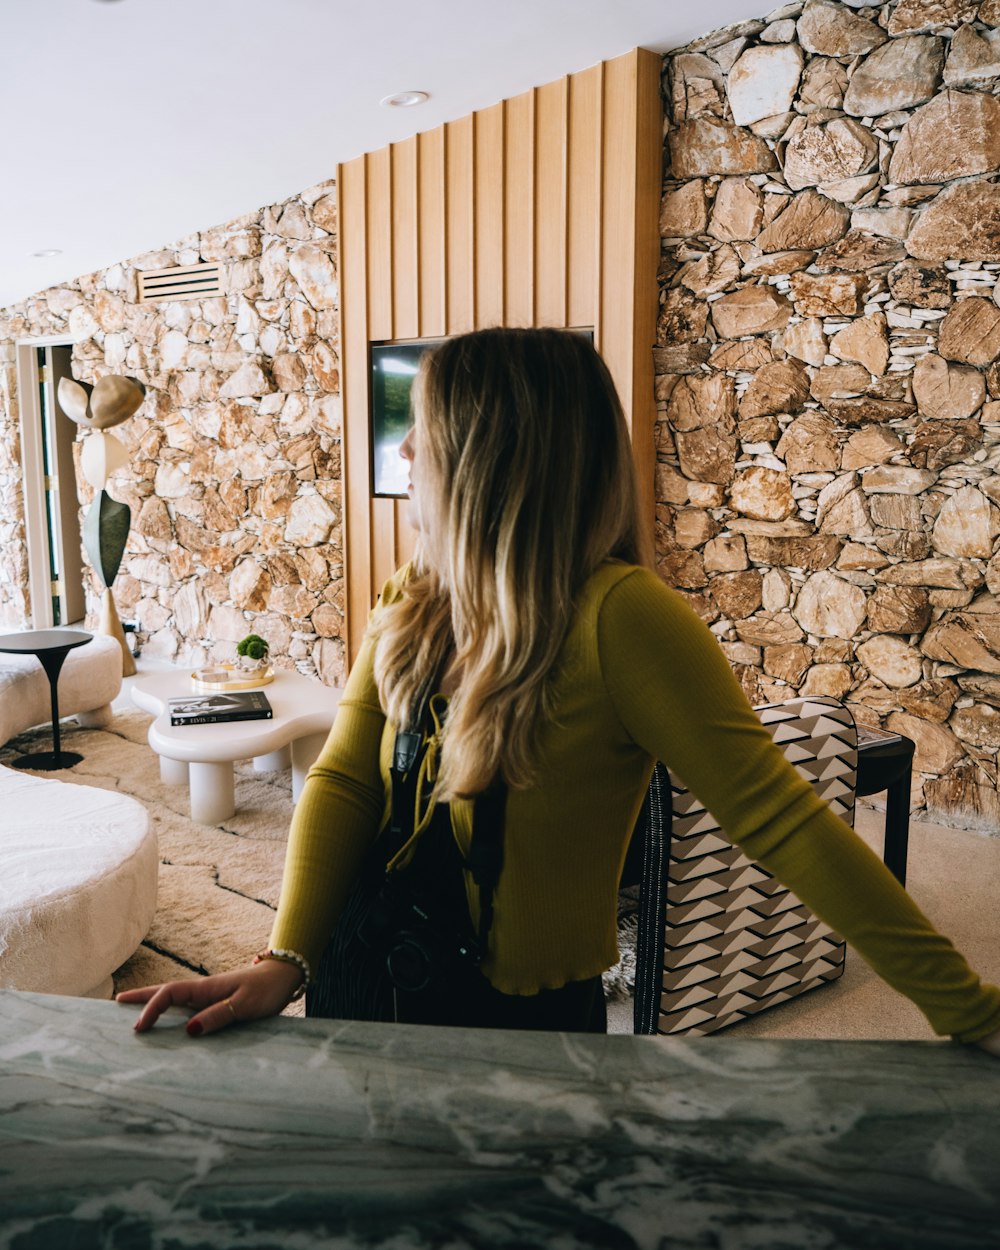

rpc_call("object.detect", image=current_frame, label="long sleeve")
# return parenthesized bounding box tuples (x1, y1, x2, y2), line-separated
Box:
(597, 566, 1000, 1043)
(268, 630, 388, 971)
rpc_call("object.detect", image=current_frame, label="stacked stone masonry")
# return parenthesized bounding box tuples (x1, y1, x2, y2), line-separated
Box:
(0, 182, 346, 689)
(658, 0, 1000, 830)
(2, 0, 999, 832)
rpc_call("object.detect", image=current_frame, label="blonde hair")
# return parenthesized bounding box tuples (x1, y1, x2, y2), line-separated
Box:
(372, 327, 650, 799)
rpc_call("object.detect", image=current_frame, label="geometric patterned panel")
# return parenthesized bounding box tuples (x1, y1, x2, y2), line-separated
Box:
(634, 697, 857, 1036)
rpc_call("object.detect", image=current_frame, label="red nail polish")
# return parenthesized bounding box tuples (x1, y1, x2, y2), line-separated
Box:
(186, 1019, 203, 1037)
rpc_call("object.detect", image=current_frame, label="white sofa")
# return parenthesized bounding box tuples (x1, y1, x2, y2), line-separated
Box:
(0, 633, 122, 746)
(0, 764, 157, 997)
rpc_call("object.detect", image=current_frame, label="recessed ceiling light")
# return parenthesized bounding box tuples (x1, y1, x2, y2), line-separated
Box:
(31, 249, 63, 258)
(380, 91, 430, 108)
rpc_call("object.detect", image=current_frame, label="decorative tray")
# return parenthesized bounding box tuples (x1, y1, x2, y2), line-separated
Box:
(190, 664, 275, 692)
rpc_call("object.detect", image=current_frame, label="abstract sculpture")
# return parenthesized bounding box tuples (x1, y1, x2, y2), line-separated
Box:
(58, 373, 146, 677)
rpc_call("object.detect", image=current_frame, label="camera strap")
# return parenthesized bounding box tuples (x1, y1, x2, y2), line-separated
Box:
(389, 671, 438, 845)
(389, 729, 425, 843)
(389, 719, 506, 959)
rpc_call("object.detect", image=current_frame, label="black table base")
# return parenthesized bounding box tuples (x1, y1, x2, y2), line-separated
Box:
(856, 726, 915, 888)
(10, 748, 84, 771)
(0, 628, 93, 773)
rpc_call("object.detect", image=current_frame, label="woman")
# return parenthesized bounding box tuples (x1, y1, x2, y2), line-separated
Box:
(120, 328, 1000, 1054)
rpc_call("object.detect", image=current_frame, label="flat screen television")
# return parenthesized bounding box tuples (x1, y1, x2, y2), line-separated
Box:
(369, 329, 595, 498)
(370, 337, 445, 497)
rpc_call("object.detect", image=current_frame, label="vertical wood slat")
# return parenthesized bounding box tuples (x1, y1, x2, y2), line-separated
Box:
(392, 138, 419, 339)
(418, 128, 447, 339)
(598, 55, 631, 411)
(630, 49, 665, 541)
(338, 156, 371, 663)
(474, 103, 505, 329)
(503, 92, 534, 327)
(390, 137, 421, 577)
(372, 501, 398, 597)
(405, 126, 447, 572)
(445, 115, 475, 335)
(366, 148, 398, 589)
(366, 148, 394, 343)
(597, 50, 661, 524)
(534, 78, 568, 328)
(372, 484, 400, 595)
(592, 60, 607, 354)
(340, 49, 662, 666)
(566, 65, 599, 330)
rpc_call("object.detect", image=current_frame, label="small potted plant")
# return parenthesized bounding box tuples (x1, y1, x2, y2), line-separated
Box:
(236, 633, 270, 673)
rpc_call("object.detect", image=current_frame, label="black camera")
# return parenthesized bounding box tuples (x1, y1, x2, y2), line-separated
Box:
(358, 867, 482, 994)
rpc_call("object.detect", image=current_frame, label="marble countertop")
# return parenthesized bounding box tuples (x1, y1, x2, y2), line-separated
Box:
(1, 990, 998, 1249)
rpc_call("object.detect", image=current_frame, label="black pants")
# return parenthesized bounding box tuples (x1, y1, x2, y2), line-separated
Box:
(307, 808, 607, 1035)
(392, 968, 607, 1033)
(311, 938, 607, 1034)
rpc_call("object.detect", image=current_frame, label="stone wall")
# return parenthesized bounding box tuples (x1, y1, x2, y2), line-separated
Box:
(4, 0, 1000, 827)
(0, 180, 346, 686)
(656, 0, 1000, 829)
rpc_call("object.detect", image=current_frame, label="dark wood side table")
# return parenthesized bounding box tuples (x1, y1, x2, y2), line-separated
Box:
(0, 629, 92, 770)
(619, 719, 918, 894)
(856, 724, 916, 888)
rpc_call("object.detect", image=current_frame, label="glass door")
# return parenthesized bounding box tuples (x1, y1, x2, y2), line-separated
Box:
(37, 345, 85, 626)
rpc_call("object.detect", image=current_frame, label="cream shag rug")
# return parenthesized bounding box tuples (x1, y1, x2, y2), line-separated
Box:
(0, 711, 637, 1005)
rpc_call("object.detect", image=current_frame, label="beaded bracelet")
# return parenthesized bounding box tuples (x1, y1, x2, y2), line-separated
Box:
(253, 947, 312, 1001)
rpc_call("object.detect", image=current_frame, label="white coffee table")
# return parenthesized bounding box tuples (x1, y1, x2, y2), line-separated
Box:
(131, 668, 342, 824)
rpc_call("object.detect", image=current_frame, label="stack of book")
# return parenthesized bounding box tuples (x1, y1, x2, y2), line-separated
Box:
(168, 691, 273, 726)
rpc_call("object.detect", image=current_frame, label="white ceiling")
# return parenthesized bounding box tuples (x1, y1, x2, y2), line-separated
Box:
(1, 0, 768, 311)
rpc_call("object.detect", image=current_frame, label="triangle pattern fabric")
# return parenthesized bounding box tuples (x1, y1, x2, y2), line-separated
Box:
(636, 696, 857, 1037)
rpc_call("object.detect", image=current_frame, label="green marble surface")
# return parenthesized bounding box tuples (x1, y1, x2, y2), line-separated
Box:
(1, 989, 998, 1248)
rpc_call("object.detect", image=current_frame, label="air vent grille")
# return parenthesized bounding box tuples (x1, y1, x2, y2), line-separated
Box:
(138, 261, 223, 303)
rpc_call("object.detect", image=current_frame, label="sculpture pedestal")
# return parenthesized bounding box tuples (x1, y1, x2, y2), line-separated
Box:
(98, 586, 136, 678)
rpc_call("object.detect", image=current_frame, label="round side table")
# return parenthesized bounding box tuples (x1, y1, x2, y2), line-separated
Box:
(0, 629, 92, 769)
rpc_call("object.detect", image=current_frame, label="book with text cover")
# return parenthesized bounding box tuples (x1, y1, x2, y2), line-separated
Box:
(168, 690, 273, 726)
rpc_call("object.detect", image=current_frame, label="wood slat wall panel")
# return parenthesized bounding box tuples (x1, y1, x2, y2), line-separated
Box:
(338, 158, 371, 661)
(406, 127, 448, 573)
(474, 103, 505, 329)
(503, 92, 534, 327)
(366, 149, 397, 594)
(372, 496, 398, 597)
(597, 55, 630, 380)
(629, 51, 664, 536)
(391, 138, 420, 338)
(566, 65, 600, 331)
(388, 137, 421, 578)
(417, 129, 447, 339)
(338, 49, 662, 666)
(598, 55, 632, 412)
(366, 148, 393, 342)
(533, 79, 568, 328)
(445, 116, 475, 335)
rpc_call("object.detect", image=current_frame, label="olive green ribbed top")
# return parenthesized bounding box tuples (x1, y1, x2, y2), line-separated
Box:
(271, 562, 1000, 1041)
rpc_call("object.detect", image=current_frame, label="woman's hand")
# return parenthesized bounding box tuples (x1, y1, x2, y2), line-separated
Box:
(116, 959, 305, 1038)
(974, 1028, 1000, 1058)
